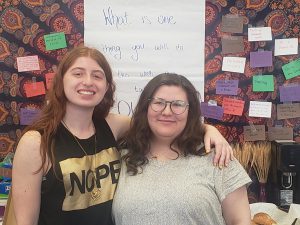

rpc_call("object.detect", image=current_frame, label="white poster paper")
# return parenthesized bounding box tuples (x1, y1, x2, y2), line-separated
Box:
(84, 0, 205, 115)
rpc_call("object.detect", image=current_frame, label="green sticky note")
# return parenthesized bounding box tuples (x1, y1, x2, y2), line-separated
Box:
(44, 32, 67, 51)
(282, 59, 300, 80)
(253, 75, 274, 92)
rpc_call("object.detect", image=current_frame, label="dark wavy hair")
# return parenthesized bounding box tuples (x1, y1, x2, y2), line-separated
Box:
(122, 73, 205, 175)
(23, 45, 115, 174)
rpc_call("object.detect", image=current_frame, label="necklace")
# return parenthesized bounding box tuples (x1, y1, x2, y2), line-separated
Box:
(61, 120, 101, 201)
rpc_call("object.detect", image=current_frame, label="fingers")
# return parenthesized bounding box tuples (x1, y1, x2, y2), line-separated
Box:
(203, 136, 211, 153)
(213, 143, 234, 169)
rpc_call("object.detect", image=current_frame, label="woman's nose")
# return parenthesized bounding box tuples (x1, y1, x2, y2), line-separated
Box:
(161, 102, 173, 115)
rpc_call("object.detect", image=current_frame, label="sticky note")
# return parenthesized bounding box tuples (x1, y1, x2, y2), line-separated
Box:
(20, 108, 41, 125)
(279, 85, 300, 102)
(221, 36, 244, 54)
(252, 75, 274, 92)
(45, 72, 55, 89)
(200, 102, 224, 120)
(17, 55, 40, 72)
(249, 101, 272, 118)
(44, 32, 67, 51)
(222, 97, 245, 116)
(275, 38, 298, 56)
(24, 81, 46, 97)
(243, 125, 266, 141)
(268, 127, 293, 141)
(216, 79, 238, 95)
(222, 57, 246, 73)
(250, 51, 273, 68)
(282, 59, 300, 80)
(277, 103, 300, 120)
(221, 16, 243, 33)
(248, 27, 272, 42)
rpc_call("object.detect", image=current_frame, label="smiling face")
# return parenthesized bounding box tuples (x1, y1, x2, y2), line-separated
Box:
(63, 56, 108, 111)
(147, 85, 189, 143)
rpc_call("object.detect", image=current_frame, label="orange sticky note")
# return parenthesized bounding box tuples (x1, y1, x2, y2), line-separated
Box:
(24, 81, 46, 97)
(17, 55, 40, 72)
(45, 73, 55, 89)
(222, 97, 245, 116)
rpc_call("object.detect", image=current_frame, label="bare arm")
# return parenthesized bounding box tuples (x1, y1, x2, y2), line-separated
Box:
(105, 113, 131, 141)
(221, 186, 251, 225)
(12, 131, 44, 225)
(203, 124, 234, 168)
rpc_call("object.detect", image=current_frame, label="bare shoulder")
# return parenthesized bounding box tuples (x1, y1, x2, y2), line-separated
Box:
(17, 130, 41, 150)
(105, 113, 131, 140)
(14, 130, 42, 169)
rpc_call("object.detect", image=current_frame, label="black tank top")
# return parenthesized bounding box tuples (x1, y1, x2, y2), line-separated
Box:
(39, 117, 120, 225)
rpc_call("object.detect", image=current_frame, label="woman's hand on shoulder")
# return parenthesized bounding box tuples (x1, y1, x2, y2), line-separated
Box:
(203, 124, 234, 168)
(106, 113, 131, 141)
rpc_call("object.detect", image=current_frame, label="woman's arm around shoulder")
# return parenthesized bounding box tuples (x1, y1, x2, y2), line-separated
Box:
(105, 113, 131, 141)
(203, 124, 234, 168)
(12, 131, 44, 225)
(221, 185, 251, 225)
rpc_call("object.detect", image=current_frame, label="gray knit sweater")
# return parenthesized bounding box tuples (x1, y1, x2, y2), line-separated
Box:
(112, 152, 251, 225)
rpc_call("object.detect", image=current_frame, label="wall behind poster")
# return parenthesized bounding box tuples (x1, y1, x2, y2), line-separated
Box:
(205, 1, 300, 143)
(1, 1, 300, 158)
(0, 0, 84, 157)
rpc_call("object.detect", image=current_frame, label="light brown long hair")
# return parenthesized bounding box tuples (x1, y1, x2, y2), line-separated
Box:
(121, 73, 205, 175)
(22, 45, 115, 173)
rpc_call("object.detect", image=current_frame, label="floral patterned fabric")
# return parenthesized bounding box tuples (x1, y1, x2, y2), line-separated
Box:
(205, 0, 300, 143)
(0, 0, 84, 157)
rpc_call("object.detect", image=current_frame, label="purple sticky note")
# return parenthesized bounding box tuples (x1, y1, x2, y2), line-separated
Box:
(250, 51, 273, 68)
(200, 102, 224, 120)
(279, 85, 300, 102)
(20, 108, 41, 125)
(216, 80, 239, 95)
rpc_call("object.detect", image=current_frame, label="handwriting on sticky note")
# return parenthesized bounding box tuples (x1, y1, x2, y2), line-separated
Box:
(248, 27, 272, 42)
(216, 79, 238, 95)
(277, 103, 300, 120)
(45, 73, 55, 89)
(252, 75, 274, 92)
(17, 55, 40, 72)
(268, 127, 293, 141)
(221, 16, 243, 33)
(279, 85, 300, 102)
(44, 32, 67, 51)
(222, 57, 246, 73)
(24, 81, 46, 97)
(275, 38, 298, 56)
(249, 101, 272, 118)
(243, 125, 266, 141)
(200, 102, 224, 120)
(221, 36, 244, 54)
(250, 51, 273, 68)
(282, 59, 300, 80)
(20, 108, 41, 125)
(222, 97, 245, 116)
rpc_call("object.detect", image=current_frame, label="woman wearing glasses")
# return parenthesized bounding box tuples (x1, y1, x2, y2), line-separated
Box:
(112, 73, 251, 225)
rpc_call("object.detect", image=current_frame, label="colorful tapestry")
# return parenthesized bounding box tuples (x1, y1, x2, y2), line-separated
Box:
(0, 0, 84, 157)
(205, 0, 300, 143)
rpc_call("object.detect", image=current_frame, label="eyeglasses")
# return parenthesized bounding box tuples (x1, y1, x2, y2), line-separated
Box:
(148, 97, 189, 115)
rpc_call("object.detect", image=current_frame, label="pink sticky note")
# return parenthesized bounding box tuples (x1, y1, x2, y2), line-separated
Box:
(45, 73, 55, 89)
(24, 81, 46, 97)
(17, 55, 40, 72)
(222, 97, 245, 116)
